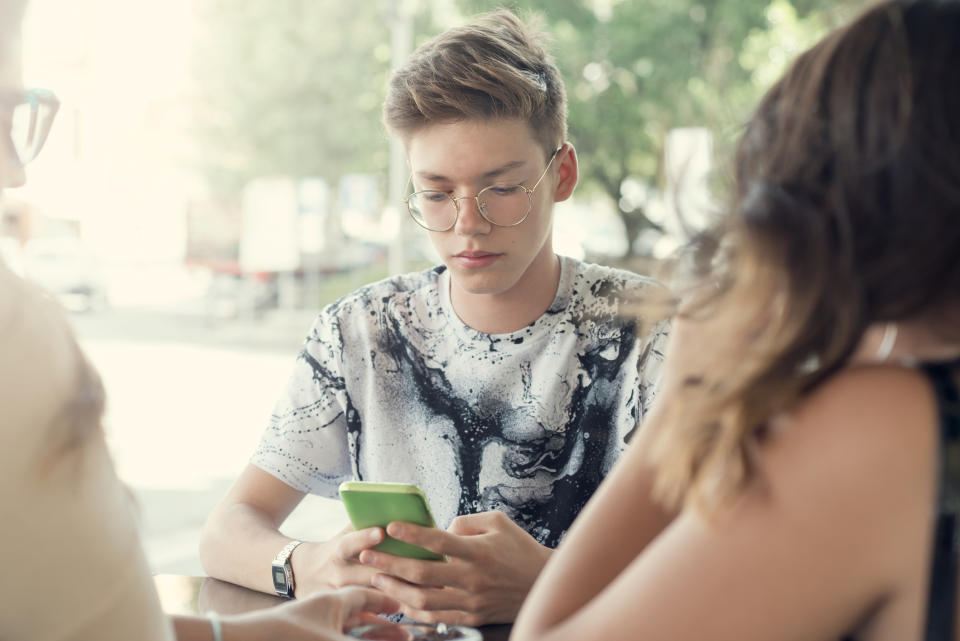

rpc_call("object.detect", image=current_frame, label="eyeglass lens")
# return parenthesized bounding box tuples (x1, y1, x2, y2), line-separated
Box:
(408, 185, 531, 230)
(10, 101, 51, 164)
(3, 91, 59, 165)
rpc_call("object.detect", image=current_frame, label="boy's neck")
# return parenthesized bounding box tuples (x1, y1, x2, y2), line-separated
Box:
(449, 253, 562, 335)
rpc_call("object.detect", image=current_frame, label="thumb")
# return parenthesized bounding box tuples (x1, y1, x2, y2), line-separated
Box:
(345, 611, 393, 630)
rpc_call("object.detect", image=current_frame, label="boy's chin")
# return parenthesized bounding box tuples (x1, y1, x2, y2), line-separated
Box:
(447, 270, 516, 297)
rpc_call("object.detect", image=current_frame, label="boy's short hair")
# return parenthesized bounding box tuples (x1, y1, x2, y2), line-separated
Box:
(383, 9, 567, 156)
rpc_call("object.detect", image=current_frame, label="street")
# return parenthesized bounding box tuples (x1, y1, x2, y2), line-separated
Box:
(70, 305, 350, 574)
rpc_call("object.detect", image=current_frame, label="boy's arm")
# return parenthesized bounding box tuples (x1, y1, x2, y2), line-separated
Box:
(199, 464, 385, 596)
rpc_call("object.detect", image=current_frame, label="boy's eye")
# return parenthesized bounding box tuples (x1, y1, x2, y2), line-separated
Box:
(487, 185, 522, 196)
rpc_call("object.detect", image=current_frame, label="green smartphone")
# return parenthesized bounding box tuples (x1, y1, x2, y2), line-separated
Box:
(338, 481, 444, 561)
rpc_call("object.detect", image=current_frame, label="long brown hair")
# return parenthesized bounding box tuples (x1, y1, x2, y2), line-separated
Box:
(651, 0, 960, 510)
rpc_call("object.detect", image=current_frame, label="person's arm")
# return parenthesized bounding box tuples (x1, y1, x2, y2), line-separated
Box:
(199, 464, 386, 596)
(171, 587, 400, 641)
(511, 366, 935, 641)
(513, 409, 677, 635)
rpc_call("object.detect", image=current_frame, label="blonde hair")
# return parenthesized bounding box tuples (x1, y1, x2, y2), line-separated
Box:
(382, 8, 567, 156)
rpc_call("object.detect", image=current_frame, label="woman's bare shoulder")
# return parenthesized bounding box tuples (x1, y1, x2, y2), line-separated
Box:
(789, 364, 938, 448)
(760, 363, 939, 532)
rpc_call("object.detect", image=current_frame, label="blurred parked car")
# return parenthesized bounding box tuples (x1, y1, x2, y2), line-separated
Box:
(22, 237, 108, 312)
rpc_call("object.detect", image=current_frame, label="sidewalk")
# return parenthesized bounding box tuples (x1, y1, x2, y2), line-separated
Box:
(70, 304, 321, 354)
(71, 304, 334, 575)
(135, 485, 350, 575)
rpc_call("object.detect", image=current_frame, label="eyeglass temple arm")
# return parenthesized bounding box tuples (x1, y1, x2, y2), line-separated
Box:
(530, 145, 564, 192)
(404, 143, 564, 199)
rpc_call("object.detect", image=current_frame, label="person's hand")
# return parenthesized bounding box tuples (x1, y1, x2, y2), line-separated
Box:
(222, 587, 400, 640)
(292, 525, 390, 596)
(359, 510, 553, 626)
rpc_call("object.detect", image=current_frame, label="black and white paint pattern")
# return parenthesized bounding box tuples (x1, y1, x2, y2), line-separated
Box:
(253, 256, 667, 548)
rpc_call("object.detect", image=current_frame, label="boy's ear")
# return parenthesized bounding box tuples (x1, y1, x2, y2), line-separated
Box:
(552, 143, 578, 203)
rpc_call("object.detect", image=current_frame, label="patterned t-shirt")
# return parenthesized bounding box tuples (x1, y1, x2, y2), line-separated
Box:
(252, 255, 669, 548)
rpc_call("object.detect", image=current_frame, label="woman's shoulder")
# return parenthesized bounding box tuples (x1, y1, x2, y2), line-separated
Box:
(763, 363, 939, 529)
(731, 364, 939, 616)
(0, 270, 80, 454)
(775, 364, 938, 471)
(790, 364, 937, 445)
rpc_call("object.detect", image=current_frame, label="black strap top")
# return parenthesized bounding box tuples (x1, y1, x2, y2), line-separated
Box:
(841, 361, 960, 641)
(921, 360, 960, 641)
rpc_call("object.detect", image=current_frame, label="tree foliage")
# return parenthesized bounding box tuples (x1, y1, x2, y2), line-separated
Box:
(460, 0, 855, 253)
(191, 0, 395, 196)
(192, 0, 863, 253)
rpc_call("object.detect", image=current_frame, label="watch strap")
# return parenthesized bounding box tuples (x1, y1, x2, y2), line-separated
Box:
(273, 539, 303, 565)
(271, 539, 303, 597)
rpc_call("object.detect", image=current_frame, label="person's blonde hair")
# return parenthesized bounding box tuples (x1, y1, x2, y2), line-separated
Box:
(382, 9, 567, 157)
(650, 0, 960, 511)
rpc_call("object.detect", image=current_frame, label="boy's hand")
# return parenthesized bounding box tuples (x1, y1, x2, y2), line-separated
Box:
(291, 525, 389, 597)
(358, 510, 553, 626)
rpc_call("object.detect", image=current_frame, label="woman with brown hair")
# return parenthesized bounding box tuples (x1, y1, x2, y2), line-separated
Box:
(0, 1, 398, 639)
(512, 0, 960, 639)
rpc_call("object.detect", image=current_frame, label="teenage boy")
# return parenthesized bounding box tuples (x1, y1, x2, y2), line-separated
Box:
(200, 9, 668, 626)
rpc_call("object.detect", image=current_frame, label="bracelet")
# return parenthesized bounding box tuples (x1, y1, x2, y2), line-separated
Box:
(207, 611, 223, 641)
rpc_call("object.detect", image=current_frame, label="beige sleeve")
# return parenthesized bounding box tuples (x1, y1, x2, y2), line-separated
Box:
(0, 430, 175, 641)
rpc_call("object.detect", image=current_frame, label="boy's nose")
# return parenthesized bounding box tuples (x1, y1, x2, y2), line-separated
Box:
(453, 196, 491, 235)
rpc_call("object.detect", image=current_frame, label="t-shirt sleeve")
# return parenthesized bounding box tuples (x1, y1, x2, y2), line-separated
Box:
(250, 309, 355, 497)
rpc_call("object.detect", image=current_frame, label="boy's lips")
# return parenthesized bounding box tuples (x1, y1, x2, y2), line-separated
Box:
(453, 250, 503, 268)
(455, 250, 500, 258)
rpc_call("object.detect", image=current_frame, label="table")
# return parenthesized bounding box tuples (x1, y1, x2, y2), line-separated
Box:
(154, 575, 512, 641)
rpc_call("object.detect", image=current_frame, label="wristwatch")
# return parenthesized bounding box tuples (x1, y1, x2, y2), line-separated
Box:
(271, 539, 304, 598)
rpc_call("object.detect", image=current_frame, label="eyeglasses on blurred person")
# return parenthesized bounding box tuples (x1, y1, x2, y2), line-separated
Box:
(0, 86, 58, 165)
(0, 1, 399, 640)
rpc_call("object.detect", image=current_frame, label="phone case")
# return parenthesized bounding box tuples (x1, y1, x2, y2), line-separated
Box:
(338, 481, 444, 561)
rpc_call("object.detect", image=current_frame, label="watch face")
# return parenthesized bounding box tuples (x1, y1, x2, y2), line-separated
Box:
(273, 567, 288, 590)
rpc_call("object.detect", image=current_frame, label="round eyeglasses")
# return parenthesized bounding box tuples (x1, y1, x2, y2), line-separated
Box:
(405, 147, 562, 232)
(2, 88, 60, 166)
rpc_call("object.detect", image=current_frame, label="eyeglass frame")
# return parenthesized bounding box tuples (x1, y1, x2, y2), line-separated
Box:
(1, 88, 61, 165)
(404, 145, 563, 232)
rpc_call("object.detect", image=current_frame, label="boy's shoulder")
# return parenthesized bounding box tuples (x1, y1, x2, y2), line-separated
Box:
(573, 258, 662, 287)
(321, 264, 445, 320)
(565, 257, 669, 310)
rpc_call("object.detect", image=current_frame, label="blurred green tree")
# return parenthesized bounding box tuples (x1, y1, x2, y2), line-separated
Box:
(191, 0, 864, 254)
(190, 0, 398, 196)
(459, 0, 859, 255)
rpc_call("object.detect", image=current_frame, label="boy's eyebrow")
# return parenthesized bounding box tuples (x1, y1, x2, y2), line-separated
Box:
(414, 159, 529, 183)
